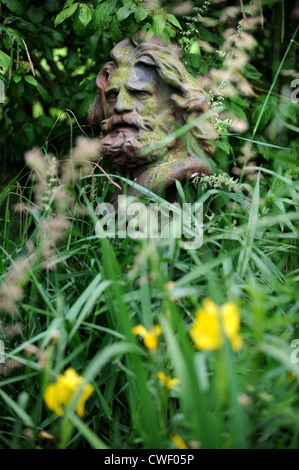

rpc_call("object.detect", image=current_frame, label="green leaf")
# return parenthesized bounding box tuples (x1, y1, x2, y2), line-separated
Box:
(73, 8, 95, 36)
(218, 139, 232, 155)
(67, 273, 103, 322)
(0, 389, 33, 428)
(2, 0, 23, 16)
(24, 75, 38, 86)
(66, 49, 79, 69)
(263, 0, 276, 7)
(229, 102, 247, 121)
(27, 5, 46, 24)
(117, 3, 135, 22)
(11, 80, 24, 98)
(243, 63, 262, 80)
(68, 412, 109, 449)
(0, 50, 11, 71)
(22, 122, 36, 147)
(152, 15, 165, 36)
(252, 103, 273, 132)
(237, 173, 260, 277)
(79, 3, 92, 26)
(134, 6, 148, 22)
(93, 0, 115, 29)
(110, 16, 122, 42)
(166, 13, 182, 30)
(54, 3, 79, 27)
(13, 75, 22, 83)
(44, 0, 60, 12)
(145, 28, 155, 40)
(197, 24, 218, 42)
(3, 16, 36, 32)
(37, 82, 49, 102)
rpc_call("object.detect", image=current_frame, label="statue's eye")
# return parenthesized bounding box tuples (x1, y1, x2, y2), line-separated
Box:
(107, 92, 118, 101)
(134, 91, 151, 100)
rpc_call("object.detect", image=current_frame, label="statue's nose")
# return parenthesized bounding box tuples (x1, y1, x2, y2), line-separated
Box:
(114, 90, 134, 114)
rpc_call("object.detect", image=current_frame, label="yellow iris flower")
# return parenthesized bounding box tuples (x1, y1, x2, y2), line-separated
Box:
(189, 299, 243, 352)
(44, 368, 94, 417)
(132, 324, 162, 350)
(157, 371, 180, 389)
(171, 434, 188, 449)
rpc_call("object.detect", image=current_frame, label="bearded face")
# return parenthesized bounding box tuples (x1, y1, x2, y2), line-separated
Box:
(88, 38, 218, 203)
(99, 63, 175, 168)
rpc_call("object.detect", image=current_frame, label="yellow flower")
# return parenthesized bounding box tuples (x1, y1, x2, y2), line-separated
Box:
(287, 371, 296, 382)
(132, 324, 162, 350)
(39, 431, 55, 440)
(157, 371, 180, 389)
(164, 281, 175, 291)
(189, 299, 242, 352)
(44, 368, 94, 417)
(171, 434, 188, 449)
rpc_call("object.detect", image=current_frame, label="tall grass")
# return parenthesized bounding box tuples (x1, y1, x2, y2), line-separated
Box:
(0, 146, 298, 448)
(0, 9, 298, 449)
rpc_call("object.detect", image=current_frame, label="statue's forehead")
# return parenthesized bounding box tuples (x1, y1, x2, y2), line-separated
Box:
(107, 64, 159, 90)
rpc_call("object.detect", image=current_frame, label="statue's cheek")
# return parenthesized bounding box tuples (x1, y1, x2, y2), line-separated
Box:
(105, 102, 116, 117)
(136, 99, 156, 117)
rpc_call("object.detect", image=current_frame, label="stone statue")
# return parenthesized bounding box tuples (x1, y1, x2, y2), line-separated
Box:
(88, 37, 218, 203)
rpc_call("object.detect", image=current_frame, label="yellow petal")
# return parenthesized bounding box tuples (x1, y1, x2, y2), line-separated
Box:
(190, 311, 223, 350)
(166, 377, 180, 389)
(39, 431, 55, 440)
(220, 303, 242, 351)
(164, 281, 175, 291)
(157, 371, 179, 389)
(157, 371, 167, 383)
(152, 325, 162, 336)
(221, 303, 240, 337)
(287, 372, 296, 382)
(171, 434, 188, 449)
(55, 377, 75, 404)
(44, 383, 64, 416)
(132, 325, 162, 350)
(202, 298, 219, 315)
(231, 333, 243, 352)
(64, 368, 83, 387)
(132, 325, 148, 339)
(76, 383, 94, 418)
(144, 332, 158, 350)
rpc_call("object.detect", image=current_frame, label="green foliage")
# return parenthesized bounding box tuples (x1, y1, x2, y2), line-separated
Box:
(0, 0, 185, 174)
(0, 150, 299, 449)
(1, 0, 297, 178)
(54, 3, 79, 27)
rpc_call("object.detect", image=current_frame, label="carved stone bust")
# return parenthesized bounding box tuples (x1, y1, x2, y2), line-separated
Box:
(88, 37, 218, 201)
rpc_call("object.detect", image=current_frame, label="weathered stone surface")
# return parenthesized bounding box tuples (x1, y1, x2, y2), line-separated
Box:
(88, 37, 218, 202)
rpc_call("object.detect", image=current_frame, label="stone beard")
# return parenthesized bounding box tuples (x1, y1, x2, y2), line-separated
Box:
(88, 38, 219, 199)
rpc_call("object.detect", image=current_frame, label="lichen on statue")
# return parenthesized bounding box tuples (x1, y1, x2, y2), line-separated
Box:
(88, 37, 218, 204)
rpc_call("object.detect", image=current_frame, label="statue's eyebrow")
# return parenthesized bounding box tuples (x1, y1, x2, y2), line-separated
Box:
(105, 86, 118, 95)
(126, 82, 153, 94)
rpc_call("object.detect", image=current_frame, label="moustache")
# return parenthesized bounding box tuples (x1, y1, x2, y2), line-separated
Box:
(101, 111, 155, 134)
